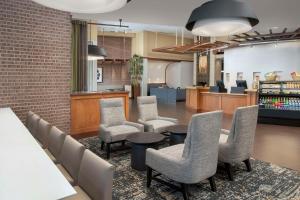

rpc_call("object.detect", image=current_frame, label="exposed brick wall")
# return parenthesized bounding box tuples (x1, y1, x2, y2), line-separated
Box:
(98, 36, 132, 86)
(0, 0, 72, 133)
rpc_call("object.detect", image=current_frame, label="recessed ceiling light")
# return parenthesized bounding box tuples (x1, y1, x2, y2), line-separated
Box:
(186, 0, 259, 37)
(31, 0, 132, 13)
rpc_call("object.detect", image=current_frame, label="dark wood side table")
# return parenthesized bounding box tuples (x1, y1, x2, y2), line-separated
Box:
(166, 125, 188, 145)
(126, 132, 165, 171)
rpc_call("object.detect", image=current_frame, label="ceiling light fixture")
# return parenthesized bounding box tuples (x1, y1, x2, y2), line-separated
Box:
(88, 23, 107, 61)
(186, 0, 259, 37)
(32, 0, 132, 13)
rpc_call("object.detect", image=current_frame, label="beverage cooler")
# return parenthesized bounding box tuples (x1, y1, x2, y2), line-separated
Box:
(258, 80, 300, 126)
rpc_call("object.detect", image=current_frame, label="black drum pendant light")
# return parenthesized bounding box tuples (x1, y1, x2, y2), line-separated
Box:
(88, 24, 107, 61)
(186, 0, 259, 37)
(88, 45, 107, 61)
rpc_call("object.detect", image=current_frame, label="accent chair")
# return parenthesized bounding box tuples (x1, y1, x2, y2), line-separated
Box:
(146, 111, 223, 200)
(99, 98, 144, 159)
(218, 105, 259, 181)
(137, 96, 178, 133)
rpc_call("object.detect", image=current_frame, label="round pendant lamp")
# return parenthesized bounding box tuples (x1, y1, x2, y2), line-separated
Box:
(186, 0, 259, 37)
(88, 45, 107, 60)
(32, 0, 132, 13)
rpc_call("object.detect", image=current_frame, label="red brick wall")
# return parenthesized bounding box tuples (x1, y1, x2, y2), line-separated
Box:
(0, 0, 72, 133)
(98, 36, 132, 86)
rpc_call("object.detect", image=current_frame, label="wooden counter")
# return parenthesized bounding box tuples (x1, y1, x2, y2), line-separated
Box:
(186, 87, 210, 110)
(186, 88, 257, 115)
(71, 91, 129, 135)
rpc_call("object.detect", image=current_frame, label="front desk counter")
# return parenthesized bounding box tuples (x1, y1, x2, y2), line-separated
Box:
(186, 88, 257, 115)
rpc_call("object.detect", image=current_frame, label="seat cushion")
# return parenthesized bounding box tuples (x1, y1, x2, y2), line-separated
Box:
(146, 119, 175, 133)
(45, 149, 57, 163)
(157, 144, 184, 160)
(62, 186, 91, 200)
(56, 164, 75, 186)
(106, 125, 140, 142)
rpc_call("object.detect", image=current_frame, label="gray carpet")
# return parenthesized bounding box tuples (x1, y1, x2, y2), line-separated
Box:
(79, 136, 300, 200)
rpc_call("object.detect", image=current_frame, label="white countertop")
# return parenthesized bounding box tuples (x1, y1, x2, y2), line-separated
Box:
(0, 108, 76, 200)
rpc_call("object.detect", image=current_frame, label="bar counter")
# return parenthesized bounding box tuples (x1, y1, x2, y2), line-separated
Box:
(186, 88, 257, 115)
(71, 91, 129, 135)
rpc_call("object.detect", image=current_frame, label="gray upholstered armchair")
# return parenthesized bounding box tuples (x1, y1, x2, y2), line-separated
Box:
(218, 105, 259, 181)
(137, 96, 178, 133)
(99, 98, 144, 159)
(146, 111, 223, 200)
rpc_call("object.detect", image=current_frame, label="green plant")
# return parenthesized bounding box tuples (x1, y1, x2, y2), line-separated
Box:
(128, 54, 144, 86)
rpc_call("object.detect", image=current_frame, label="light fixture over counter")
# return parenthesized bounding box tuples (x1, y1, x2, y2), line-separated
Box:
(88, 45, 107, 60)
(186, 0, 259, 37)
(32, 0, 132, 13)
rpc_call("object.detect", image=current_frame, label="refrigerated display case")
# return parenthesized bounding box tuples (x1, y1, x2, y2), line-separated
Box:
(258, 80, 300, 126)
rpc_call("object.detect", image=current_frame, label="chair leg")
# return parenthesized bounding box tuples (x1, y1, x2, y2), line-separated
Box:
(224, 163, 234, 181)
(146, 166, 152, 188)
(106, 143, 111, 159)
(208, 176, 217, 192)
(180, 183, 189, 200)
(243, 159, 252, 172)
(101, 141, 105, 150)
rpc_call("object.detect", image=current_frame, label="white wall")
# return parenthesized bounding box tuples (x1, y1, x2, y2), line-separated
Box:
(224, 42, 300, 90)
(166, 61, 193, 88)
(147, 60, 170, 83)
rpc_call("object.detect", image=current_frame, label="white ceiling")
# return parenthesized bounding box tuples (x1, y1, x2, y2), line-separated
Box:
(72, 0, 300, 35)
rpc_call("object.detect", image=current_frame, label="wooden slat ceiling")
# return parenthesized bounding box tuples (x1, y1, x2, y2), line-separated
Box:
(151, 28, 300, 55)
(152, 41, 230, 54)
(230, 27, 300, 43)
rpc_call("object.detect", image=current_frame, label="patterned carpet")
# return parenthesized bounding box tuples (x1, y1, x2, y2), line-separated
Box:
(79, 136, 300, 200)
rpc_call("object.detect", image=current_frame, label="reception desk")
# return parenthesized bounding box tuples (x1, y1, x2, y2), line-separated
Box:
(71, 91, 129, 135)
(186, 88, 257, 115)
(186, 87, 210, 110)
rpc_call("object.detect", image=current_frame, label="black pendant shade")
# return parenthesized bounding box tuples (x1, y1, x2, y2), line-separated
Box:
(88, 44, 107, 59)
(186, 0, 259, 32)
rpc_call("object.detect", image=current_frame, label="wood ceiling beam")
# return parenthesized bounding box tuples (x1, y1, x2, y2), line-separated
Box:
(290, 28, 300, 38)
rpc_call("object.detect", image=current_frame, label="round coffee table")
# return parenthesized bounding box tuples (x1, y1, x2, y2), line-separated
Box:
(166, 125, 188, 145)
(127, 132, 165, 171)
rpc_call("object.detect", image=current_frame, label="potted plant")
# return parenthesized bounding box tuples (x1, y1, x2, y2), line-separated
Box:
(129, 54, 143, 98)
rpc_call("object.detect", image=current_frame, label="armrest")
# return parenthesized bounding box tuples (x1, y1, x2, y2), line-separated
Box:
(123, 121, 144, 132)
(138, 119, 154, 132)
(99, 124, 111, 143)
(157, 116, 178, 124)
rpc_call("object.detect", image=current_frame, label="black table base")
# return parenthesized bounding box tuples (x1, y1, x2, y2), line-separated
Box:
(169, 134, 186, 145)
(131, 143, 160, 171)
